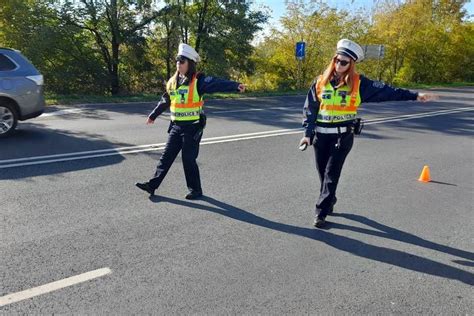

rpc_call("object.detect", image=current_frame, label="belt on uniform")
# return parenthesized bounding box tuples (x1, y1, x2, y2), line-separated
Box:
(316, 126, 348, 134)
(172, 120, 200, 126)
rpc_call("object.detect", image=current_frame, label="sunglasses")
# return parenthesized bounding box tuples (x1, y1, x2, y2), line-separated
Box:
(335, 58, 350, 66)
(176, 56, 188, 64)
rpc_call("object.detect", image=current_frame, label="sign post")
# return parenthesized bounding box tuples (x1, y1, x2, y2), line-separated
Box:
(295, 41, 306, 89)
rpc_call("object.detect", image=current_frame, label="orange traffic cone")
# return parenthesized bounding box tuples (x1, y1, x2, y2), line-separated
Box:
(418, 165, 431, 182)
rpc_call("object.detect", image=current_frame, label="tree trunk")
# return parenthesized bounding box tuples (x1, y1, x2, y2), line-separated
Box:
(109, 0, 121, 95)
(180, 0, 188, 43)
(195, 0, 210, 52)
(184, 0, 188, 43)
(111, 41, 120, 95)
(166, 21, 172, 80)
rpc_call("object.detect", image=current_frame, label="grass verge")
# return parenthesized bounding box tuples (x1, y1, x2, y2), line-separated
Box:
(45, 82, 473, 106)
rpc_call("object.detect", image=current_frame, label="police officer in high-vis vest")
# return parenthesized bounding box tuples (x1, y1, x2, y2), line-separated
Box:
(300, 39, 438, 228)
(136, 43, 245, 199)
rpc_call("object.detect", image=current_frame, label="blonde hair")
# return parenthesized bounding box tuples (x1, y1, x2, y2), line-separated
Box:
(166, 71, 179, 92)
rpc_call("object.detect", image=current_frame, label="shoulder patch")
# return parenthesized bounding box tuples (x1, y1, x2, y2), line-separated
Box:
(204, 76, 213, 83)
(372, 81, 385, 88)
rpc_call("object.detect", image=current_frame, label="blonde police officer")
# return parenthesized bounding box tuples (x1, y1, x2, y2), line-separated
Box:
(136, 44, 245, 199)
(300, 39, 438, 228)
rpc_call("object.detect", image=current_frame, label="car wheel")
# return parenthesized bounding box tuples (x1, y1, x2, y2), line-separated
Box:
(0, 103, 18, 138)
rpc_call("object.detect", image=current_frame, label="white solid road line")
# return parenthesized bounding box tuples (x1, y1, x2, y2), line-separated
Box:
(211, 106, 300, 114)
(9, 107, 471, 164)
(0, 128, 300, 168)
(0, 146, 168, 169)
(365, 107, 473, 124)
(200, 130, 303, 145)
(41, 109, 83, 117)
(2, 107, 472, 169)
(41, 106, 299, 118)
(0, 268, 112, 307)
(0, 128, 297, 166)
(0, 142, 169, 164)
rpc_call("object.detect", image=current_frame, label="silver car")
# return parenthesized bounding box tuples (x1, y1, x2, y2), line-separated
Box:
(0, 48, 45, 137)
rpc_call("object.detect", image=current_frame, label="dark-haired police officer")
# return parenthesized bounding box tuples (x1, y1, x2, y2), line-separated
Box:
(300, 39, 438, 228)
(136, 43, 245, 199)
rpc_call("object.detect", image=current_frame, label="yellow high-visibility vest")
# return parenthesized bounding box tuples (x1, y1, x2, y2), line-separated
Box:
(315, 74, 361, 123)
(168, 74, 203, 122)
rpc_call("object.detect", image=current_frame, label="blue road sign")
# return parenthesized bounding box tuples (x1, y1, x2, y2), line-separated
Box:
(296, 42, 306, 60)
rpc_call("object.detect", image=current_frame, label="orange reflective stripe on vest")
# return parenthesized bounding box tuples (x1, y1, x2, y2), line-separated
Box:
(349, 74, 360, 107)
(319, 105, 358, 112)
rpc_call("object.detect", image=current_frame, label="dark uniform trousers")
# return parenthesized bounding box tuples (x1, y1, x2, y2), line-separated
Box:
(313, 131, 354, 218)
(149, 123, 203, 193)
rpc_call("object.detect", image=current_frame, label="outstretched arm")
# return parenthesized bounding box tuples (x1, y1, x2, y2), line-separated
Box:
(359, 75, 439, 103)
(196, 73, 244, 95)
(359, 76, 418, 103)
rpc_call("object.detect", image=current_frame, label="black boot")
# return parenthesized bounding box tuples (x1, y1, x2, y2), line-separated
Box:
(185, 191, 203, 200)
(135, 182, 155, 196)
(313, 216, 326, 228)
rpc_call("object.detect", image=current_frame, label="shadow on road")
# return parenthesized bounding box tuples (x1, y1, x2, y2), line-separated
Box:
(149, 195, 474, 286)
(453, 260, 474, 267)
(0, 124, 129, 180)
(429, 180, 457, 186)
(331, 213, 473, 261)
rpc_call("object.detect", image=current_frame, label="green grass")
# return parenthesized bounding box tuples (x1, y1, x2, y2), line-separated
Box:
(45, 93, 160, 106)
(45, 82, 472, 106)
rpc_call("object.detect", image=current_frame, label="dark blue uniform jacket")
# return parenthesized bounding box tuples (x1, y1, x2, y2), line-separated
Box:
(303, 75, 419, 137)
(149, 72, 240, 121)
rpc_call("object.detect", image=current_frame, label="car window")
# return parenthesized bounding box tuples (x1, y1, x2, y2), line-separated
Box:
(0, 54, 17, 71)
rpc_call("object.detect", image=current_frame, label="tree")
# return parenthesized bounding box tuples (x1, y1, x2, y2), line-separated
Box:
(57, 0, 163, 95)
(0, 0, 108, 94)
(152, 0, 267, 81)
(361, 0, 472, 84)
(246, 1, 368, 91)
(247, 0, 473, 90)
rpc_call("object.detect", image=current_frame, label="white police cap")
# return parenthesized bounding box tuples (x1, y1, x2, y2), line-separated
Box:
(336, 39, 364, 62)
(177, 43, 200, 63)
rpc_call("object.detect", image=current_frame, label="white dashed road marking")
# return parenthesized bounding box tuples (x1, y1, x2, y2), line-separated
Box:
(0, 268, 112, 307)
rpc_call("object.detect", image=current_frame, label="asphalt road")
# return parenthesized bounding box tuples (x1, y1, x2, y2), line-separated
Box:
(1, 87, 473, 314)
